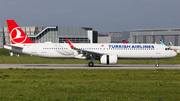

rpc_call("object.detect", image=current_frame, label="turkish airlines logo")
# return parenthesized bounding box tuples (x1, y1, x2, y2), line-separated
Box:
(10, 27, 27, 44)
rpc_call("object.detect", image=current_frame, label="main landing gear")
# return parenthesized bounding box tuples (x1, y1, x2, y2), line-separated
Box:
(88, 56, 95, 67)
(88, 62, 94, 67)
(155, 59, 159, 67)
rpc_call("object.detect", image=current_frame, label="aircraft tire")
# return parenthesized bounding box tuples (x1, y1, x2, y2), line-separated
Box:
(155, 64, 159, 67)
(88, 62, 94, 67)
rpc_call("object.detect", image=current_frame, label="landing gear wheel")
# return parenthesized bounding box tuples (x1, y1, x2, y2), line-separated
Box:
(88, 62, 94, 67)
(155, 59, 159, 67)
(155, 64, 159, 67)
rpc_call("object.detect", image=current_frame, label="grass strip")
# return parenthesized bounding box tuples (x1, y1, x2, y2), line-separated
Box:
(0, 69, 179, 100)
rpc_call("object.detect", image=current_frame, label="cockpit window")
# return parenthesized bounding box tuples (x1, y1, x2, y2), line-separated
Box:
(165, 48, 172, 50)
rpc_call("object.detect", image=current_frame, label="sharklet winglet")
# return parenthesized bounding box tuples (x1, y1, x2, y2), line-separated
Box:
(66, 38, 74, 48)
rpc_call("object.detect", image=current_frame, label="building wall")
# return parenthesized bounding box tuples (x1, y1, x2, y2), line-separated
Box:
(98, 31, 130, 43)
(4, 27, 11, 45)
(178, 36, 180, 46)
(57, 26, 94, 43)
(130, 28, 180, 45)
(87, 30, 93, 43)
(93, 31, 98, 43)
(0, 28, 3, 48)
(3, 26, 96, 45)
(58, 26, 88, 38)
(98, 37, 111, 43)
(35, 30, 58, 43)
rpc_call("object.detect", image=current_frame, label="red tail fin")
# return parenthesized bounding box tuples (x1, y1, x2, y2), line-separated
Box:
(123, 39, 127, 44)
(6, 20, 35, 44)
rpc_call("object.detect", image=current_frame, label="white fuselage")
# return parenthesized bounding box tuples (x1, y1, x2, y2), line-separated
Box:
(4, 43, 177, 60)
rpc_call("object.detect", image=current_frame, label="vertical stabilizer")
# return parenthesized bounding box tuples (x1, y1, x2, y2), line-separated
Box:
(122, 39, 127, 44)
(160, 39, 166, 46)
(6, 20, 35, 44)
(168, 42, 173, 46)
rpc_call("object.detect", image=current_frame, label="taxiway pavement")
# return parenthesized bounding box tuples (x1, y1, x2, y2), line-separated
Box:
(0, 64, 179, 69)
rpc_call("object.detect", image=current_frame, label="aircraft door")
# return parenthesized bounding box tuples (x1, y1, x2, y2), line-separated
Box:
(31, 45, 36, 54)
(156, 47, 161, 54)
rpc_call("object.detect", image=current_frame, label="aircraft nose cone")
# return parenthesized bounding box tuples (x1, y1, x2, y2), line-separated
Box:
(171, 51, 177, 57)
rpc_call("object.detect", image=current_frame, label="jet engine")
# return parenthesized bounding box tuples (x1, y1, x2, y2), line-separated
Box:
(100, 55, 118, 64)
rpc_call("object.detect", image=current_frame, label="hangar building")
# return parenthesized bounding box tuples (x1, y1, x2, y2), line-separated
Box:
(0, 28, 3, 48)
(130, 28, 180, 46)
(98, 31, 130, 43)
(0, 25, 130, 48)
(1, 25, 180, 49)
(2, 26, 98, 47)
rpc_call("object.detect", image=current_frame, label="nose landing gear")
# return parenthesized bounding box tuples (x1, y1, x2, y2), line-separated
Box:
(155, 59, 159, 67)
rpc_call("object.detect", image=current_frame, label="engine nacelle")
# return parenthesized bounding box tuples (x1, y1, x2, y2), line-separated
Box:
(100, 55, 118, 64)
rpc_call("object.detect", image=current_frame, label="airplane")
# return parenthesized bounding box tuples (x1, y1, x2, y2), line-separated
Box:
(168, 42, 180, 50)
(168, 42, 172, 46)
(160, 39, 172, 50)
(160, 39, 166, 46)
(4, 20, 177, 67)
(160, 39, 180, 53)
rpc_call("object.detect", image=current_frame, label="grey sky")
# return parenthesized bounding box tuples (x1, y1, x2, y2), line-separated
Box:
(0, 0, 180, 31)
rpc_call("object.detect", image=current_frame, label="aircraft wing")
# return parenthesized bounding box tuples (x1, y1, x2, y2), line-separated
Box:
(66, 38, 105, 56)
